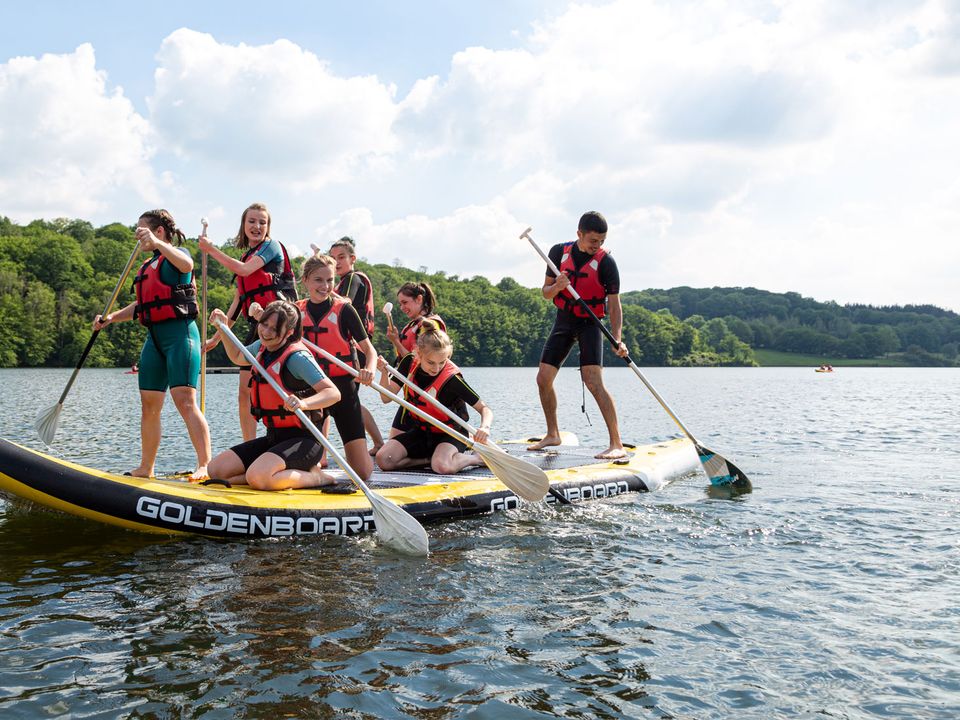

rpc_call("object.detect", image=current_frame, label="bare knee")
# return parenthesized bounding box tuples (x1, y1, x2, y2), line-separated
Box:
(581, 368, 606, 395)
(245, 468, 274, 490)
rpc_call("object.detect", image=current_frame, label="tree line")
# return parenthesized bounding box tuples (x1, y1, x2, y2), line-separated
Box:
(0, 216, 759, 368)
(14, 216, 955, 368)
(625, 286, 960, 366)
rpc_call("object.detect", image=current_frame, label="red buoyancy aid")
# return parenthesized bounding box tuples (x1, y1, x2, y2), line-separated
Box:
(249, 341, 316, 429)
(406, 358, 468, 433)
(398, 314, 446, 354)
(132, 253, 198, 326)
(296, 297, 357, 378)
(336, 270, 375, 337)
(552, 242, 608, 319)
(236, 241, 298, 317)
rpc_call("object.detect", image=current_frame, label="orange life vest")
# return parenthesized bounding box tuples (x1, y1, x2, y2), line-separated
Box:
(296, 297, 357, 378)
(236, 240, 298, 317)
(249, 341, 316, 429)
(406, 358, 468, 433)
(336, 270, 375, 337)
(552, 242, 608, 319)
(132, 253, 198, 326)
(398, 314, 446, 354)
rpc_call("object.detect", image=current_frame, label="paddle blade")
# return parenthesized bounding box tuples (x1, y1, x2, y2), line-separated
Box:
(367, 491, 430, 556)
(475, 443, 550, 501)
(695, 444, 752, 492)
(34, 403, 63, 446)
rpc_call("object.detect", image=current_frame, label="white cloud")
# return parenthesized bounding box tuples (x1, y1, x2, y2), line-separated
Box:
(0, 44, 155, 220)
(149, 29, 399, 188)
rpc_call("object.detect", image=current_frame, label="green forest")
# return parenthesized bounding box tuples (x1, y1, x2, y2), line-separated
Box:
(1, 216, 957, 368)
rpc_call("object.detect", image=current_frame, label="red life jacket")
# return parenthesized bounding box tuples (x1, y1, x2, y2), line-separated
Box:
(236, 240, 298, 317)
(296, 297, 357, 378)
(132, 253, 198, 326)
(335, 270, 375, 337)
(552, 242, 608, 319)
(406, 358, 468, 433)
(398, 314, 446, 354)
(249, 341, 316, 429)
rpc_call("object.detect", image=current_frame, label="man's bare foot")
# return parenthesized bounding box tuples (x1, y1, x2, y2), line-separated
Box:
(189, 466, 210, 483)
(528, 434, 562, 451)
(595, 446, 628, 460)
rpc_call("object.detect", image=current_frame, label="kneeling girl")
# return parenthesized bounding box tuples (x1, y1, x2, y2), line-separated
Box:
(375, 320, 492, 475)
(208, 301, 341, 490)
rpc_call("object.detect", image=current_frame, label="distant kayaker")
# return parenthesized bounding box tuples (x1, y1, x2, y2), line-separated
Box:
(528, 211, 630, 460)
(93, 209, 212, 481)
(199, 203, 298, 442)
(295, 253, 377, 480)
(207, 301, 341, 490)
(386, 282, 446, 361)
(328, 236, 385, 456)
(375, 319, 492, 474)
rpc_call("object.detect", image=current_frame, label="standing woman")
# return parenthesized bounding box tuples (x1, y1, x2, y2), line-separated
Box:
(207, 301, 341, 490)
(386, 282, 445, 361)
(199, 203, 297, 441)
(295, 253, 377, 480)
(93, 209, 212, 481)
(328, 236, 384, 454)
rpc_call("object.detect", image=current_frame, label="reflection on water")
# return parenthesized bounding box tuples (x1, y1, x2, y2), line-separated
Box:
(1, 368, 959, 717)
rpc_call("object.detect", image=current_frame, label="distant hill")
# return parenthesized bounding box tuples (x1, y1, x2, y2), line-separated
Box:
(623, 286, 960, 366)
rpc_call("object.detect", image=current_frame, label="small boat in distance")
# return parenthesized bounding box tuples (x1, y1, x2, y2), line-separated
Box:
(124, 364, 138, 375)
(815, 364, 834, 373)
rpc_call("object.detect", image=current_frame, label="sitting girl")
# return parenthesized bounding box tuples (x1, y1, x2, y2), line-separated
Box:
(207, 301, 341, 490)
(375, 320, 492, 475)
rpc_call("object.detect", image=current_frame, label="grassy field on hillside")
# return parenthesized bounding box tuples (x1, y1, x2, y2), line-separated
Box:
(752, 350, 912, 367)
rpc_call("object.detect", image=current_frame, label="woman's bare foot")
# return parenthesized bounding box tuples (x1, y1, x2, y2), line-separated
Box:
(528, 434, 562, 451)
(189, 466, 209, 483)
(595, 446, 627, 460)
(308, 468, 336, 487)
(127, 465, 154, 478)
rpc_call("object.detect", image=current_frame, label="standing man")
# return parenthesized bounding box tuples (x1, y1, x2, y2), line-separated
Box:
(528, 212, 629, 459)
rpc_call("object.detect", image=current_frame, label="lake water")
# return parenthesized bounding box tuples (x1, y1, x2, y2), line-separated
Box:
(0, 367, 957, 718)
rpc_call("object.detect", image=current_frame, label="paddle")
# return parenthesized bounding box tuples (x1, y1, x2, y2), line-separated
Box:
(199, 217, 209, 414)
(214, 319, 429, 556)
(382, 302, 394, 332)
(301, 338, 549, 502)
(378, 360, 568, 505)
(520, 227, 751, 491)
(34, 240, 143, 445)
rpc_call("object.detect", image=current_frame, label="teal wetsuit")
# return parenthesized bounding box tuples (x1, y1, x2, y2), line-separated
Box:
(138, 250, 201, 392)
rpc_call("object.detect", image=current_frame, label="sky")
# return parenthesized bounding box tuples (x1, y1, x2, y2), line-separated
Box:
(2, 0, 959, 310)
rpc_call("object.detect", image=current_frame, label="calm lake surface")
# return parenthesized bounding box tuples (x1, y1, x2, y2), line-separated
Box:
(1, 366, 957, 719)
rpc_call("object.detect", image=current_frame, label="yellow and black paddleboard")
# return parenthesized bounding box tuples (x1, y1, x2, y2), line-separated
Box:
(0, 436, 698, 539)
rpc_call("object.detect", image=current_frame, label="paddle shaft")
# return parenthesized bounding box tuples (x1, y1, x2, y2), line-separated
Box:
(57, 242, 142, 404)
(199, 221, 208, 414)
(521, 229, 699, 443)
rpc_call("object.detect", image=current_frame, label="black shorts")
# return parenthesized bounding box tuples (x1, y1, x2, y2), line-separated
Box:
(394, 427, 468, 459)
(230, 427, 324, 471)
(324, 375, 365, 443)
(539, 313, 603, 368)
(391, 405, 416, 432)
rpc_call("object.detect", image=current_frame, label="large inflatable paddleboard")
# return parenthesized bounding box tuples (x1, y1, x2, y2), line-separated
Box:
(0, 435, 699, 539)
